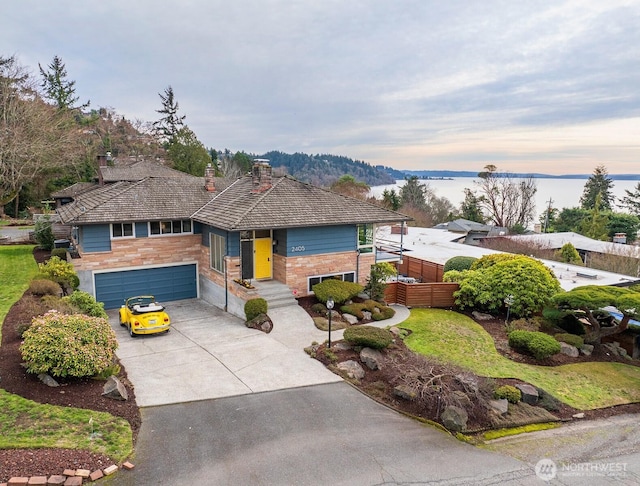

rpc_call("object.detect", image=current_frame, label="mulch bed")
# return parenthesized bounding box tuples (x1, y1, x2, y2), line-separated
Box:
(0, 248, 141, 482)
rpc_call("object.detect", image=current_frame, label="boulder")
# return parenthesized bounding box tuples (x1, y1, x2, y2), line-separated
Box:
(580, 344, 594, 356)
(451, 390, 472, 409)
(337, 360, 365, 380)
(394, 385, 417, 401)
(38, 373, 59, 387)
(389, 327, 402, 338)
(472, 311, 493, 321)
(441, 406, 468, 432)
(102, 376, 128, 401)
(515, 383, 539, 405)
(246, 313, 273, 333)
(559, 341, 579, 358)
(360, 347, 384, 370)
(333, 341, 352, 351)
(489, 398, 509, 415)
(342, 313, 359, 325)
(362, 311, 372, 321)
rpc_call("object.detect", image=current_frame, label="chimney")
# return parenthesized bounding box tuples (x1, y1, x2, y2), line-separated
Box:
(205, 163, 216, 192)
(97, 154, 107, 185)
(251, 159, 272, 193)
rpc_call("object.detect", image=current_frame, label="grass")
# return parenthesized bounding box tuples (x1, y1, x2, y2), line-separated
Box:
(402, 308, 640, 410)
(0, 245, 133, 461)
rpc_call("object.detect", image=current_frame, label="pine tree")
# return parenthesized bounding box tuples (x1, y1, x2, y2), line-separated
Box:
(580, 165, 614, 211)
(39, 55, 88, 110)
(619, 182, 640, 216)
(154, 85, 186, 145)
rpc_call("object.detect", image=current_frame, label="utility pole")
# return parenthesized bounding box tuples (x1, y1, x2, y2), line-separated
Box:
(543, 198, 553, 233)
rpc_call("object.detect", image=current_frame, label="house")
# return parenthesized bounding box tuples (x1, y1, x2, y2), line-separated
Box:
(432, 218, 509, 246)
(57, 159, 409, 317)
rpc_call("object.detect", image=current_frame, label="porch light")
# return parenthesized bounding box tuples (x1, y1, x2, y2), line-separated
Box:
(326, 297, 335, 348)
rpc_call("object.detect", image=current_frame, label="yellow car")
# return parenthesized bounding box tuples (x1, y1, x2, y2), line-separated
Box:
(119, 295, 171, 337)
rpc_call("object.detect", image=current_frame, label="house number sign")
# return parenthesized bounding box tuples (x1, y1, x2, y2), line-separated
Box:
(290, 245, 306, 252)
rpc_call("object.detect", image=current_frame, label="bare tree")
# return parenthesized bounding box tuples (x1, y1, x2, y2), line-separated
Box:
(475, 164, 537, 229)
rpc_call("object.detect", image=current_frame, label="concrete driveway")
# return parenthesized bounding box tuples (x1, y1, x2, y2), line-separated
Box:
(109, 299, 345, 407)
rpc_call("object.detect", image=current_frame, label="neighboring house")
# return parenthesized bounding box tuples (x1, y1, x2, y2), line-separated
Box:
(432, 219, 509, 246)
(57, 160, 409, 317)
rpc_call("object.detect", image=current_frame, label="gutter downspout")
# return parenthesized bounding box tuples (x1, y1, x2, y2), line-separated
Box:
(400, 221, 405, 264)
(224, 231, 229, 312)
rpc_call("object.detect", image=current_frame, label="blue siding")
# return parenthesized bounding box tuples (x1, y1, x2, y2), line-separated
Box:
(273, 229, 287, 255)
(201, 225, 240, 257)
(81, 225, 111, 252)
(95, 264, 197, 309)
(135, 222, 148, 238)
(193, 221, 202, 234)
(286, 225, 355, 256)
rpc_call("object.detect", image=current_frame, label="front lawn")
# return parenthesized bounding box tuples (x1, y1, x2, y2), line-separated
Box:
(402, 308, 640, 410)
(0, 245, 38, 339)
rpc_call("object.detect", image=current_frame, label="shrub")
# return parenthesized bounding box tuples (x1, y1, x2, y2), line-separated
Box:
(50, 248, 68, 260)
(528, 333, 561, 360)
(364, 262, 396, 301)
(20, 311, 118, 378)
(312, 279, 364, 305)
(494, 385, 521, 404)
(371, 306, 396, 321)
(505, 317, 540, 334)
(36, 256, 79, 294)
(444, 256, 477, 273)
(62, 290, 108, 318)
(343, 325, 393, 349)
(29, 278, 62, 296)
(554, 333, 584, 349)
(507, 330, 534, 350)
(341, 303, 366, 320)
(34, 216, 55, 251)
(311, 302, 328, 314)
(244, 298, 268, 321)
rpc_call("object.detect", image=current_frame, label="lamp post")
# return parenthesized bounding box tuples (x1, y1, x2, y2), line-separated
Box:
(326, 297, 334, 348)
(504, 294, 514, 325)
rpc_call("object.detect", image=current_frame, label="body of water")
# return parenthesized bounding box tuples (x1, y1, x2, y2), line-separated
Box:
(370, 178, 640, 218)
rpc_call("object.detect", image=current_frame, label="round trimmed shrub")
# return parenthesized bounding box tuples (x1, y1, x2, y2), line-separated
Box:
(312, 279, 364, 305)
(343, 325, 393, 349)
(554, 333, 584, 349)
(28, 278, 62, 296)
(311, 302, 328, 314)
(444, 256, 477, 273)
(371, 306, 396, 321)
(507, 330, 534, 350)
(494, 385, 521, 404)
(62, 290, 108, 318)
(50, 248, 68, 260)
(20, 311, 118, 378)
(528, 333, 561, 360)
(36, 256, 80, 293)
(245, 297, 268, 321)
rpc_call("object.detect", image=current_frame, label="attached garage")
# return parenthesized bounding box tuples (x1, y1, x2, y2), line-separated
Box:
(95, 264, 198, 309)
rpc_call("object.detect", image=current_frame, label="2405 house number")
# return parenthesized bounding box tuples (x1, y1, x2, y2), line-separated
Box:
(290, 245, 306, 252)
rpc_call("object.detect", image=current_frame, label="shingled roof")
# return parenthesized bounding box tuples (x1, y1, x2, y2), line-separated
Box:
(191, 175, 409, 231)
(100, 160, 194, 182)
(57, 177, 218, 224)
(50, 182, 97, 199)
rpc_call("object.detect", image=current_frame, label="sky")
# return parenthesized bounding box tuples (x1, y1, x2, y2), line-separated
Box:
(3, 1, 640, 175)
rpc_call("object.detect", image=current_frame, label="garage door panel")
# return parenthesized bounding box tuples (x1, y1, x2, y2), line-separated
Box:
(96, 265, 197, 309)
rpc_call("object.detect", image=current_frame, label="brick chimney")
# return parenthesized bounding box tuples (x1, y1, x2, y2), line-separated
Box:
(205, 163, 216, 192)
(97, 154, 108, 185)
(251, 159, 272, 193)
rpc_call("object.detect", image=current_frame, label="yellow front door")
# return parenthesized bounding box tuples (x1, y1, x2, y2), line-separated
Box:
(254, 238, 272, 279)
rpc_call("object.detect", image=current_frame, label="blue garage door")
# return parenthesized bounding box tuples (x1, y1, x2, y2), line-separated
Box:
(96, 264, 197, 309)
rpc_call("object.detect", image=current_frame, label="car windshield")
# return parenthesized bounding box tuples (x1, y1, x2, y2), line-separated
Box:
(128, 296, 155, 308)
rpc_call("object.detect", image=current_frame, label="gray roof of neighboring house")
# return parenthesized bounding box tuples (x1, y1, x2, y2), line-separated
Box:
(57, 177, 218, 224)
(100, 161, 194, 182)
(50, 182, 98, 199)
(433, 218, 509, 235)
(192, 175, 409, 231)
(506, 232, 640, 257)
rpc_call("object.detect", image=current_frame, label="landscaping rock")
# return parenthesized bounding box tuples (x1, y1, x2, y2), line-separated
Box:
(246, 313, 273, 333)
(441, 406, 468, 432)
(394, 384, 417, 401)
(342, 313, 359, 325)
(572, 412, 585, 419)
(602, 342, 630, 359)
(362, 311, 372, 321)
(389, 326, 402, 338)
(372, 306, 381, 314)
(452, 390, 472, 409)
(337, 360, 365, 379)
(102, 376, 128, 401)
(304, 343, 321, 356)
(559, 341, 579, 357)
(333, 341, 352, 351)
(580, 344, 594, 356)
(489, 398, 509, 415)
(472, 311, 494, 321)
(37, 373, 59, 387)
(360, 347, 384, 370)
(515, 383, 539, 405)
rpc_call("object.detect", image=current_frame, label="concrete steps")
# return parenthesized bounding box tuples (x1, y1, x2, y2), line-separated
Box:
(253, 280, 299, 310)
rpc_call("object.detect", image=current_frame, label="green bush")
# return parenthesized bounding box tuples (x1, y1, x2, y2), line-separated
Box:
(20, 311, 118, 378)
(313, 279, 364, 305)
(311, 302, 328, 314)
(244, 297, 268, 321)
(62, 290, 108, 318)
(542, 307, 585, 335)
(494, 385, 521, 404)
(364, 262, 396, 301)
(444, 256, 477, 273)
(371, 305, 396, 321)
(28, 278, 62, 296)
(528, 333, 562, 360)
(36, 256, 79, 294)
(343, 325, 394, 349)
(50, 248, 68, 260)
(507, 330, 534, 350)
(554, 333, 584, 349)
(34, 216, 55, 251)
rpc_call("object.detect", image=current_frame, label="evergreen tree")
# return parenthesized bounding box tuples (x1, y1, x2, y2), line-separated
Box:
(381, 188, 401, 211)
(166, 126, 212, 176)
(330, 175, 370, 199)
(555, 242, 583, 265)
(459, 188, 485, 223)
(580, 165, 614, 211)
(154, 85, 185, 145)
(39, 55, 89, 110)
(578, 193, 610, 240)
(619, 182, 640, 216)
(400, 176, 427, 209)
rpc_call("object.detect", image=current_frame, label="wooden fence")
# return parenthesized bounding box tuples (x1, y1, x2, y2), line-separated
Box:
(396, 256, 445, 283)
(384, 281, 459, 307)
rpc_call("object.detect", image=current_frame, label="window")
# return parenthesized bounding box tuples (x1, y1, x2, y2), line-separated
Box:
(111, 223, 134, 239)
(358, 224, 374, 253)
(210, 233, 225, 273)
(308, 272, 356, 292)
(150, 220, 193, 236)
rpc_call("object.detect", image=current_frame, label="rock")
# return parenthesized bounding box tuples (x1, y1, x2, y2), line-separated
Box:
(560, 341, 579, 357)
(572, 412, 585, 419)
(38, 373, 59, 387)
(489, 398, 509, 415)
(451, 390, 472, 409)
(337, 360, 365, 379)
(246, 313, 273, 333)
(394, 385, 417, 401)
(389, 327, 401, 337)
(342, 313, 359, 325)
(472, 311, 493, 321)
(580, 344, 594, 356)
(602, 342, 630, 359)
(372, 307, 381, 314)
(304, 344, 321, 356)
(362, 311, 372, 321)
(441, 406, 468, 432)
(102, 376, 128, 401)
(333, 341, 352, 351)
(515, 383, 539, 405)
(329, 310, 341, 319)
(360, 347, 384, 370)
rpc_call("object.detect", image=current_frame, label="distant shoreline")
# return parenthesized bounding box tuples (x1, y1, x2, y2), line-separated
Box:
(396, 171, 640, 181)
